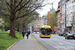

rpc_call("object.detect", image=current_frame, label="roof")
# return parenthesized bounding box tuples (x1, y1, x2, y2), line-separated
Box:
(40, 25, 51, 28)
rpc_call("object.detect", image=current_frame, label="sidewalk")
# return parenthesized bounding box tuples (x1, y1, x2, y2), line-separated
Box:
(8, 34, 46, 50)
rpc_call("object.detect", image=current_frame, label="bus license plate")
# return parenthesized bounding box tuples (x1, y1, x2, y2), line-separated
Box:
(46, 36, 47, 37)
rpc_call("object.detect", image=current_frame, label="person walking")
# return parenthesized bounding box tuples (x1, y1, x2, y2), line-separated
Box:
(26, 30, 30, 39)
(22, 30, 26, 39)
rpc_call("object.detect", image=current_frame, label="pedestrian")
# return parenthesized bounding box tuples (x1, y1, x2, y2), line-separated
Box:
(26, 30, 30, 39)
(22, 30, 26, 39)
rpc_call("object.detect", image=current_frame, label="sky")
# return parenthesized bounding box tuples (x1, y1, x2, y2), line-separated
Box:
(36, 0, 60, 17)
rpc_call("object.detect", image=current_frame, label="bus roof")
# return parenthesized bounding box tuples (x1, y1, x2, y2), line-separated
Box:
(40, 25, 51, 28)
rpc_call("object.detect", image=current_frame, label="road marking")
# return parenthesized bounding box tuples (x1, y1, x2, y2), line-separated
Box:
(43, 40, 60, 50)
(55, 46, 74, 49)
(58, 42, 63, 45)
(53, 38, 75, 45)
(43, 40, 57, 48)
(57, 49, 59, 50)
(33, 34, 75, 49)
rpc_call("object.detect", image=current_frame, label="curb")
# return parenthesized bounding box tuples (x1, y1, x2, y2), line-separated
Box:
(34, 40, 40, 50)
(7, 39, 22, 50)
(32, 34, 47, 50)
(35, 39, 47, 50)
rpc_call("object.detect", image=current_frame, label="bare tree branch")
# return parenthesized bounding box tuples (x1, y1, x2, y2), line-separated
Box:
(16, 5, 40, 19)
(15, 0, 30, 12)
(0, 12, 10, 17)
(14, 0, 23, 11)
(6, 1, 11, 8)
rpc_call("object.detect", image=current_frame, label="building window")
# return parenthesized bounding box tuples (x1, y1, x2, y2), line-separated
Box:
(66, 0, 69, 2)
(69, 27, 72, 31)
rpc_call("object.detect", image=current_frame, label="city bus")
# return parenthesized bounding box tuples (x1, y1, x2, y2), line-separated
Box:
(39, 25, 52, 38)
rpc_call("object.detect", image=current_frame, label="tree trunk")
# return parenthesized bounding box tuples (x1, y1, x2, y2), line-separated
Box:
(9, 2, 17, 38)
(9, 14, 17, 38)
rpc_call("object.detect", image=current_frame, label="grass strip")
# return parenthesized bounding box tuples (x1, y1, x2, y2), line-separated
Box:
(0, 31, 22, 50)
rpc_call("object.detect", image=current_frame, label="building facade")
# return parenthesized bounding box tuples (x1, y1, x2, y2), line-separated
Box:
(71, 0, 75, 33)
(41, 15, 47, 25)
(56, 10, 60, 34)
(56, 1, 62, 34)
(61, 0, 66, 32)
(66, 0, 73, 33)
(33, 18, 41, 32)
(56, 0, 75, 33)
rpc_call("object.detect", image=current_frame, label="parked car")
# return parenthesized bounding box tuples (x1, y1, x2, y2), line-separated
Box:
(64, 32, 75, 39)
(73, 33, 75, 39)
(52, 30, 56, 34)
(59, 32, 64, 36)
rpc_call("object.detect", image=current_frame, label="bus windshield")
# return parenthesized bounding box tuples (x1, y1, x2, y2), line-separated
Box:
(40, 28, 52, 35)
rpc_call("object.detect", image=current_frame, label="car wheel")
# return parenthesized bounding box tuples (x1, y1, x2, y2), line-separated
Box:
(74, 38, 75, 40)
(67, 37, 69, 39)
(65, 37, 67, 39)
(65, 36, 68, 39)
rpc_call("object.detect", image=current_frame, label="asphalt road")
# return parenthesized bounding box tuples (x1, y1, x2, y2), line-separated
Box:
(33, 33, 75, 50)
